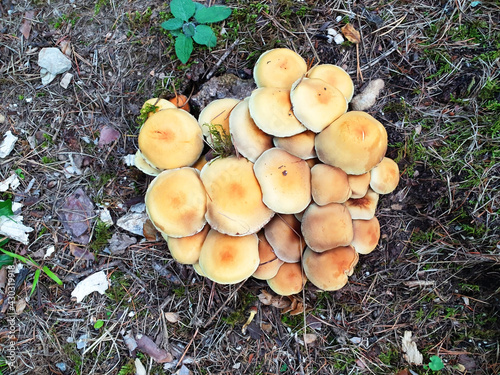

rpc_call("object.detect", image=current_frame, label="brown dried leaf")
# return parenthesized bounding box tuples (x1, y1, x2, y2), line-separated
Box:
(143, 219, 157, 241)
(16, 298, 27, 314)
(258, 289, 274, 305)
(258, 289, 291, 309)
(20, 11, 36, 39)
(303, 333, 317, 345)
(135, 333, 173, 363)
(69, 243, 95, 261)
(341, 23, 361, 44)
(165, 312, 180, 323)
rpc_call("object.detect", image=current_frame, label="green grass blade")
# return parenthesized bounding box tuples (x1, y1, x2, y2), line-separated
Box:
(30, 269, 41, 297)
(0, 248, 28, 263)
(42, 266, 63, 285)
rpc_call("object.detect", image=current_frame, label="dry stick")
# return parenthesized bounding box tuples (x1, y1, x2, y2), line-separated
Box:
(298, 18, 320, 65)
(203, 280, 247, 328)
(205, 38, 240, 80)
(176, 327, 199, 368)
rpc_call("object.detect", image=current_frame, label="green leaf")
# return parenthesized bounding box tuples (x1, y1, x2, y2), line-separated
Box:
(94, 320, 104, 329)
(0, 248, 28, 264)
(0, 200, 14, 218)
(169, 0, 195, 22)
(30, 268, 40, 297)
(42, 266, 63, 285)
(194, 5, 232, 24)
(175, 34, 193, 64)
(182, 22, 196, 38)
(193, 25, 217, 47)
(161, 18, 184, 31)
(429, 355, 445, 371)
(170, 29, 183, 37)
(0, 253, 14, 268)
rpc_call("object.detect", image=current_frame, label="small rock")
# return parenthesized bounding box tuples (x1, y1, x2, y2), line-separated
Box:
(116, 212, 148, 236)
(56, 363, 67, 372)
(99, 208, 113, 226)
(60, 72, 73, 89)
(38, 47, 72, 85)
(0, 113, 5, 123)
(0, 131, 18, 158)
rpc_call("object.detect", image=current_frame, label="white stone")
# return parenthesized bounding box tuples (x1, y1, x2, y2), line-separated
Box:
(334, 34, 345, 44)
(38, 47, 72, 85)
(60, 72, 73, 89)
(0, 131, 18, 158)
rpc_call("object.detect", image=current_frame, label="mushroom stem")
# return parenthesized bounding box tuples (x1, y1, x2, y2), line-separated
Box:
(241, 306, 258, 335)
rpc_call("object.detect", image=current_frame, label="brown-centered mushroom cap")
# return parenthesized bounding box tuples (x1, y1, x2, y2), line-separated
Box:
(273, 130, 317, 160)
(302, 246, 359, 291)
(198, 229, 259, 284)
(253, 232, 284, 280)
(145, 167, 207, 238)
(307, 64, 355, 102)
(138, 108, 204, 170)
(348, 172, 371, 199)
(344, 189, 379, 220)
(254, 148, 311, 214)
(249, 88, 307, 137)
(315, 111, 388, 175)
(351, 217, 380, 254)
(198, 98, 240, 144)
(200, 156, 274, 236)
(253, 48, 308, 89)
(311, 164, 352, 205)
(229, 98, 273, 162)
(267, 262, 307, 296)
(264, 214, 304, 263)
(369, 157, 400, 194)
(290, 77, 348, 133)
(301, 202, 353, 252)
(165, 224, 210, 264)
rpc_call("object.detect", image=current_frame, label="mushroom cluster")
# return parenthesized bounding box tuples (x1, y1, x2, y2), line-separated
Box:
(135, 48, 400, 296)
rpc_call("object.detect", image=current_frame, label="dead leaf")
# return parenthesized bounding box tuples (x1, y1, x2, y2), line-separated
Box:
(165, 312, 180, 323)
(108, 232, 136, 255)
(98, 126, 120, 147)
(58, 188, 95, 244)
(303, 333, 317, 345)
(143, 219, 157, 241)
(16, 298, 27, 314)
(401, 331, 423, 365)
(258, 289, 273, 305)
(341, 23, 361, 44)
(396, 370, 409, 375)
(135, 333, 173, 363)
(69, 243, 95, 261)
(20, 11, 36, 39)
(260, 322, 272, 333)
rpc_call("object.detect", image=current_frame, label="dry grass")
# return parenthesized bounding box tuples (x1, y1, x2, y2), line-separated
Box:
(0, 0, 499, 374)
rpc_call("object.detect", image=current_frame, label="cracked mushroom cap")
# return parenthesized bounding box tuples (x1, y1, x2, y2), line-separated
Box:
(253, 232, 284, 280)
(311, 164, 352, 205)
(229, 98, 273, 162)
(348, 172, 371, 199)
(145, 167, 207, 238)
(290, 77, 348, 133)
(134, 150, 161, 176)
(273, 130, 317, 160)
(264, 214, 305, 263)
(253, 48, 308, 89)
(200, 156, 274, 236)
(198, 98, 240, 144)
(351, 217, 380, 255)
(164, 224, 210, 265)
(302, 246, 359, 291)
(254, 148, 311, 214)
(198, 229, 259, 284)
(301, 202, 353, 252)
(267, 262, 307, 296)
(315, 111, 388, 175)
(369, 157, 400, 194)
(307, 64, 355, 102)
(138, 108, 204, 170)
(344, 189, 379, 220)
(249, 88, 307, 137)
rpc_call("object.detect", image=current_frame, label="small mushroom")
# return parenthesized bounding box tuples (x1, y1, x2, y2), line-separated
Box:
(347, 172, 371, 199)
(198, 98, 240, 145)
(264, 214, 304, 263)
(369, 157, 400, 194)
(253, 48, 307, 89)
(267, 262, 307, 296)
(344, 189, 379, 220)
(253, 232, 284, 280)
(164, 224, 210, 264)
(134, 150, 162, 176)
(307, 64, 355, 102)
(273, 130, 317, 160)
(351, 217, 380, 254)
(311, 164, 352, 205)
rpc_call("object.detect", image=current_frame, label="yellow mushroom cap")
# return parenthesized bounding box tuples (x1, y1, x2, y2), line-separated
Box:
(142, 98, 177, 117)
(307, 64, 355, 102)
(290, 77, 348, 133)
(344, 189, 379, 220)
(351, 217, 380, 254)
(253, 232, 284, 280)
(193, 262, 206, 277)
(348, 172, 371, 199)
(267, 262, 307, 296)
(198, 229, 259, 284)
(264, 214, 304, 263)
(138, 108, 204, 170)
(134, 150, 161, 176)
(273, 130, 317, 160)
(166, 224, 210, 264)
(253, 48, 308, 89)
(301, 202, 353, 252)
(315, 111, 388, 175)
(254, 148, 311, 214)
(200, 156, 274, 236)
(145, 167, 207, 238)
(229, 98, 273, 162)
(369, 157, 400, 194)
(198, 98, 240, 144)
(249, 88, 307, 137)
(302, 246, 359, 291)
(311, 164, 352, 205)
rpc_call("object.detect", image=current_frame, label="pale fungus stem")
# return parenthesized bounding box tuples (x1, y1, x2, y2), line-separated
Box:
(241, 306, 258, 335)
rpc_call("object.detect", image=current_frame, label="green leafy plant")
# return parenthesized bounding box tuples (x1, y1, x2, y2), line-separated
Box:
(136, 102, 158, 126)
(161, 0, 232, 64)
(203, 123, 234, 159)
(424, 355, 445, 371)
(94, 320, 104, 329)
